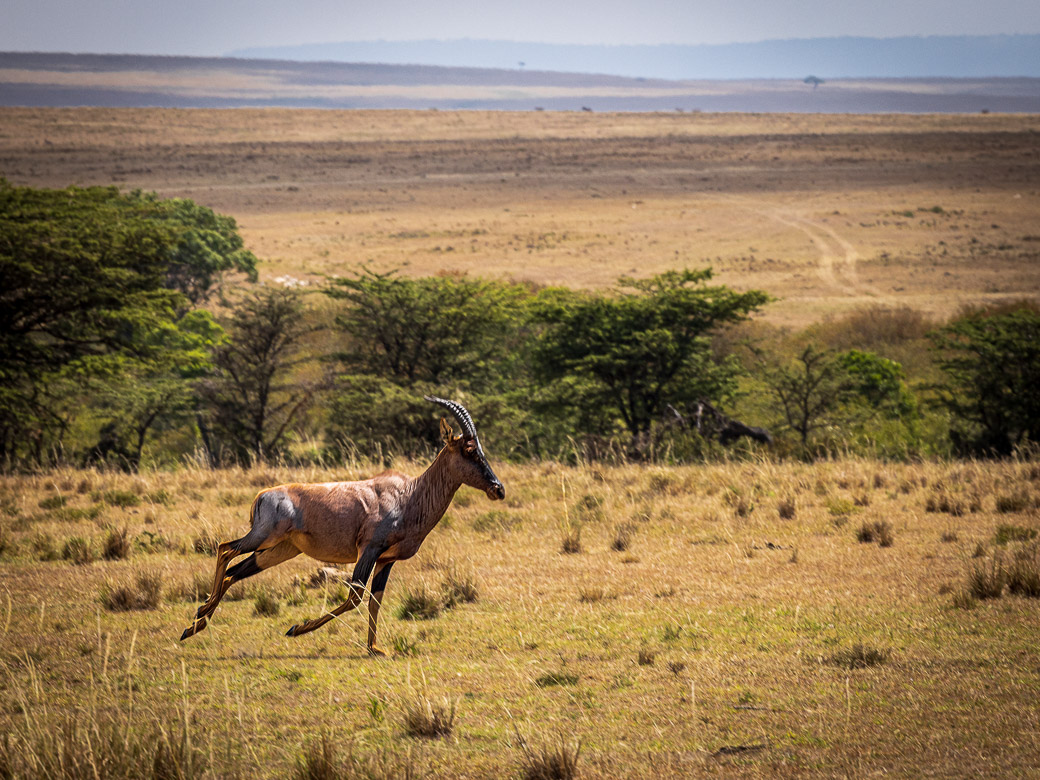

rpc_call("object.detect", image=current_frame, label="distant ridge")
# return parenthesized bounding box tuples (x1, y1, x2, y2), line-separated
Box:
(229, 34, 1040, 80)
(3, 52, 1040, 113)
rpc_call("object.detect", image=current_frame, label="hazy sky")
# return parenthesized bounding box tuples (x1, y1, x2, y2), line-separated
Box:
(4, 0, 1040, 56)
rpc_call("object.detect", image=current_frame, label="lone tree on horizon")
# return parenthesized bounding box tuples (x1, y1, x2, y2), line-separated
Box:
(804, 75, 825, 89)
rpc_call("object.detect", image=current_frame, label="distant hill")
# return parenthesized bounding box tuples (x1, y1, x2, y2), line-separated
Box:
(229, 35, 1040, 80)
(3, 52, 1040, 113)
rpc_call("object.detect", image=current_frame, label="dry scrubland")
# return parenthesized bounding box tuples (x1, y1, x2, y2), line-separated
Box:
(0, 459, 1039, 777)
(1, 108, 1039, 326)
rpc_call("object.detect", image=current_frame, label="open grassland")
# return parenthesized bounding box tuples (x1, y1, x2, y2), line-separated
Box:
(1, 108, 1038, 327)
(1, 458, 1039, 777)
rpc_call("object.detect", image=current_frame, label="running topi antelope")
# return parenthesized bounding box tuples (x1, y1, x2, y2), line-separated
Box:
(179, 396, 505, 655)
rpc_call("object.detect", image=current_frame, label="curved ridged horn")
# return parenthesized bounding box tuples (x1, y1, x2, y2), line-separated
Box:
(424, 395, 478, 440)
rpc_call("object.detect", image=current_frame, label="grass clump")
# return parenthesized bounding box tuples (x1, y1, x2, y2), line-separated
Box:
(294, 732, 341, 780)
(560, 523, 582, 554)
(102, 527, 132, 560)
(610, 522, 635, 552)
(294, 733, 418, 780)
(516, 733, 581, 780)
(37, 495, 67, 510)
(392, 635, 420, 656)
(950, 589, 978, 610)
(993, 524, 1038, 545)
(535, 671, 579, 688)
(61, 536, 95, 565)
(0, 713, 208, 780)
(472, 509, 521, 533)
(829, 643, 891, 669)
(192, 529, 225, 555)
(577, 585, 608, 603)
(101, 572, 162, 611)
(637, 647, 656, 666)
(827, 497, 857, 517)
(99, 489, 141, 508)
(136, 529, 175, 554)
(777, 496, 796, 520)
(1007, 543, 1040, 598)
(574, 493, 605, 523)
(857, 519, 895, 547)
(253, 587, 282, 617)
(167, 571, 211, 603)
(402, 692, 456, 739)
(145, 488, 174, 505)
(995, 491, 1032, 514)
(440, 565, 478, 608)
(30, 533, 58, 561)
(396, 583, 441, 620)
(968, 554, 1007, 600)
(926, 492, 966, 516)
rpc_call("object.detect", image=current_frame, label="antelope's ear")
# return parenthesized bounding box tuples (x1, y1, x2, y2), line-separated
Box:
(439, 418, 454, 443)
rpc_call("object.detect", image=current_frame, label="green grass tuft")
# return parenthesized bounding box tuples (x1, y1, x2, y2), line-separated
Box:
(61, 536, 95, 565)
(993, 524, 1038, 545)
(535, 671, 579, 687)
(396, 583, 441, 620)
(253, 587, 282, 617)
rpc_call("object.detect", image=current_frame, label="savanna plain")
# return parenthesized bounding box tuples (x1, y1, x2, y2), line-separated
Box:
(1, 108, 1039, 778)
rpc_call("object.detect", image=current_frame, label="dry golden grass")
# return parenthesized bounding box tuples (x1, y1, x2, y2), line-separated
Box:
(1, 457, 1039, 777)
(2, 108, 1038, 327)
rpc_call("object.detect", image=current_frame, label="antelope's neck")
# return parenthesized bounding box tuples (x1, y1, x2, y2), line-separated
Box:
(408, 447, 460, 533)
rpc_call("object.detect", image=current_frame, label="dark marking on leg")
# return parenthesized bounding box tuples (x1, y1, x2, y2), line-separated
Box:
(225, 552, 260, 582)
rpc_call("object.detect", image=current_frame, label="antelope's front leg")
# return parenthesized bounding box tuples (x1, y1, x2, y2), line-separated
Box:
(285, 546, 383, 638)
(367, 561, 395, 656)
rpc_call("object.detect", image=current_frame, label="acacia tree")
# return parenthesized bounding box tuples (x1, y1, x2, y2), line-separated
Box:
(532, 268, 769, 445)
(930, 308, 1040, 456)
(0, 181, 256, 465)
(197, 287, 319, 464)
(85, 310, 223, 470)
(322, 268, 534, 456)
(326, 266, 528, 388)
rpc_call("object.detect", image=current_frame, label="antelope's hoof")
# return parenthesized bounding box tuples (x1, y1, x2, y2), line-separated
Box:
(285, 624, 299, 637)
(180, 617, 207, 641)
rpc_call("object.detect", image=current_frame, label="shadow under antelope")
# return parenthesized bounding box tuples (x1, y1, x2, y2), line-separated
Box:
(179, 396, 504, 655)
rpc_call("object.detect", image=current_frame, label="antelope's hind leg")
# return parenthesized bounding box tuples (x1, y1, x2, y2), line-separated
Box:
(367, 561, 395, 657)
(180, 539, 244, 640)
(180, 539, 300, 641)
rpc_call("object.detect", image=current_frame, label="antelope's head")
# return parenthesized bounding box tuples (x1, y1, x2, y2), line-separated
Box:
(426, 395, 505, 501)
